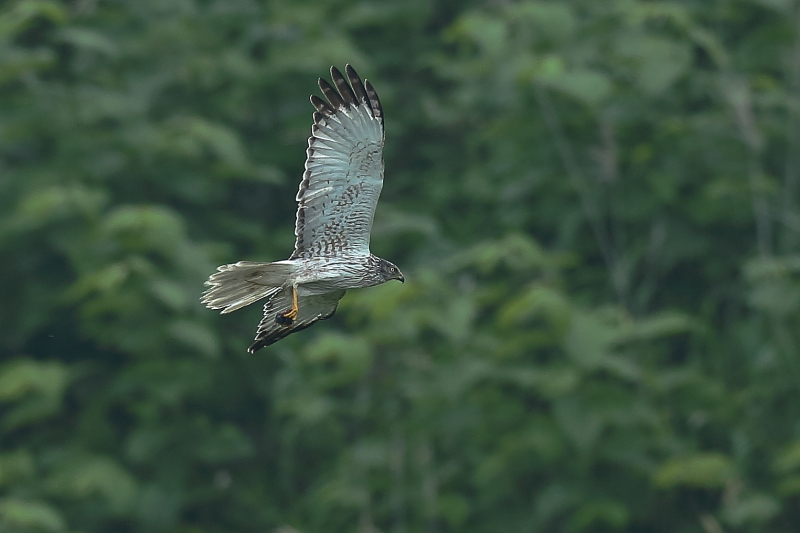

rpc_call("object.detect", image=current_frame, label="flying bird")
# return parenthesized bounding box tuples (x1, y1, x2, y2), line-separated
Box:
(202, 65, 404, 353)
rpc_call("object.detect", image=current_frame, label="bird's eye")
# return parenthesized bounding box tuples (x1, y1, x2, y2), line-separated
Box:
(390, 267, 396, 273)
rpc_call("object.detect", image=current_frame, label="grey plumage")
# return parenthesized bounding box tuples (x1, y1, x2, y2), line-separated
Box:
(201, 65, 403, 352)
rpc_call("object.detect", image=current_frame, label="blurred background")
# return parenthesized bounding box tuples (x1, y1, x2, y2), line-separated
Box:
(2, 0, 800, 532)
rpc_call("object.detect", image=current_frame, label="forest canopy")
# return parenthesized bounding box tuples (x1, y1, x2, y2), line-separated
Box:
(1, 0, 800, 532)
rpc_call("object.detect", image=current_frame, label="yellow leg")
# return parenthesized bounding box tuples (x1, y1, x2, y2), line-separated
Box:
(277, 286, 298, 325)
(287, 285, 298, 320)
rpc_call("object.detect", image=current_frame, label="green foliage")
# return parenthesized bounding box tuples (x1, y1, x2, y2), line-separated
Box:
(2, 0, 800, 532)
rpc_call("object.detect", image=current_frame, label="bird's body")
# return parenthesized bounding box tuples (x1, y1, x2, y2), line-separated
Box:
(237, 254, 392, 295)
(202, 65, 403, 352)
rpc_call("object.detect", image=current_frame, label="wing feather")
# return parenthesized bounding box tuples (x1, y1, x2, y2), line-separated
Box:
(331, 66, 358, 104)
(310, 94, 334, 114)
(291, 65, 385, 259)
(318, 78, 345, 110)
(248, 289, 346, 353)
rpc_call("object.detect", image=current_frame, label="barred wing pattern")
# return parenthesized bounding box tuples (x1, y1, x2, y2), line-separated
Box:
(291, 65, 385, 259)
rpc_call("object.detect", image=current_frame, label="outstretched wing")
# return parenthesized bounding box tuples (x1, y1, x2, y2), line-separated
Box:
(291, 65, 385, 259)
(248, 289, 347, 353)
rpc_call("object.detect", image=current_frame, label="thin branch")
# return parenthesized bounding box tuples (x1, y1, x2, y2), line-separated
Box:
(749, 158, 772, 258)
(781, 3, 800, 252)
(534, 84, 628, 308)
(391, 429, 407, 533)
(699, 514, 726, 533)
(417, 439, 438, 533)
(721, 73, 771, 257)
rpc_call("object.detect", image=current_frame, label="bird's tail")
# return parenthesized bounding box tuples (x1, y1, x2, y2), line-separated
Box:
(201, 260, 297, 314)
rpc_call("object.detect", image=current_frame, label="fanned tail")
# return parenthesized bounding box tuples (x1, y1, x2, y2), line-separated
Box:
(201, 261, 297, 314)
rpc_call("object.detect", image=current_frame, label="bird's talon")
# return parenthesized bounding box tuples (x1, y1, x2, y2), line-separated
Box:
(276, 286, 299, 326)
(276, 307, 298, 325)
(275, 312, 294, 326)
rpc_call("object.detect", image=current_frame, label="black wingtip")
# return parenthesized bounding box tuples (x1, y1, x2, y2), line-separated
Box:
(310, 94, 333, 114)
(311, 65, 384, 129)
(363, 78, 383, 127)
(344, 64, 360, 87)
(330, 65, 357, 106)
(318, 77, 343, 109)
(345, 64, 369, 106)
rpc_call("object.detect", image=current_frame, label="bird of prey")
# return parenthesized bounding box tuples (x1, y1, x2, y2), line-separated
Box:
(201, 65, 404, 353)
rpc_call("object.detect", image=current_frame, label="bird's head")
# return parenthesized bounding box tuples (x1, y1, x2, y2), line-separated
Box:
(378, 259, 405, 283)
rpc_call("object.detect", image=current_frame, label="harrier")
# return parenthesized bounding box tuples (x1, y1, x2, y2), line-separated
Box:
(202, 65, 403, 353)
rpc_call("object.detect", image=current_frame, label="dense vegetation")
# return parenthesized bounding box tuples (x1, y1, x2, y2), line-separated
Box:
(2, 0, 800, 532)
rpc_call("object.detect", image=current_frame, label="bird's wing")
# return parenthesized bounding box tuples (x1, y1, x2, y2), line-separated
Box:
(248, 289, 347, 353)
(291, 65, 385, 259)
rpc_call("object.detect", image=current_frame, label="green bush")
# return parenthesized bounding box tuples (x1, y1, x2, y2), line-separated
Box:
(1, 0, 799, 532)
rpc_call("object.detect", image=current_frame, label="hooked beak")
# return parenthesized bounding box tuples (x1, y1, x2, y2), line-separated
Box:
(397, 272, 405, 283)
